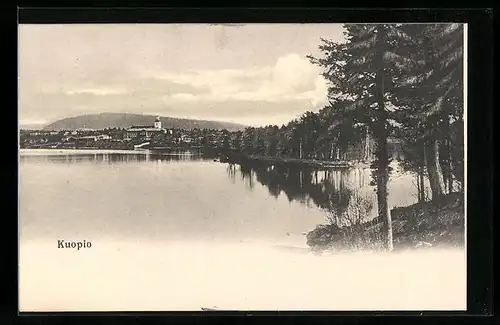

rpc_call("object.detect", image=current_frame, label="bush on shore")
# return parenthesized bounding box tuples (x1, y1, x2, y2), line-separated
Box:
(306, 192, 464, 252)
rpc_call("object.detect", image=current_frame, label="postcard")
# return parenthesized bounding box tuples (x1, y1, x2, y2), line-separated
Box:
(18, 22, 467, 312)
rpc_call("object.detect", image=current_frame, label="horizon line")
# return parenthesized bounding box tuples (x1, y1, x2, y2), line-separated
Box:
(19, 112, 254, 128)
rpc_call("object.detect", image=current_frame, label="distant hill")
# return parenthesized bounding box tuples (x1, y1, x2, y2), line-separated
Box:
(43, 113, 247, 132)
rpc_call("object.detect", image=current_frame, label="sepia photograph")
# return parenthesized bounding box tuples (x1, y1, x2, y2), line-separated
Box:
(18, 22, 466, 311)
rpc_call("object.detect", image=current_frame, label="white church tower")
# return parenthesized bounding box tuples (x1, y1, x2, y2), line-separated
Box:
(154, 115, 162, 129)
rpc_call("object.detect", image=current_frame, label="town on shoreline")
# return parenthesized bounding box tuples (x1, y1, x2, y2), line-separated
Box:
(20, 116, 219, 151)
(19, 116, 404, 172)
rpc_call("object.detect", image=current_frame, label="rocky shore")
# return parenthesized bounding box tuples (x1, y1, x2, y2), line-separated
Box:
(306, 192, 465, 252)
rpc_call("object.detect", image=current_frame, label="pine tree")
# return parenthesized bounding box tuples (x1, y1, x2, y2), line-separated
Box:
(390, 23, 464, 199)
(309, 24, 410, 251)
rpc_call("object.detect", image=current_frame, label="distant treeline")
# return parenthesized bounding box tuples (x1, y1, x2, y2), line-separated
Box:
(219, 119, 398, 162)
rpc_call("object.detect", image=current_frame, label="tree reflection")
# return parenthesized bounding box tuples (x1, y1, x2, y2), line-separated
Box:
(232, 161, 356, 217)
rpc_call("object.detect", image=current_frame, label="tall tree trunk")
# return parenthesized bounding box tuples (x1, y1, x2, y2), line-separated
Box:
(368, 132, 372, 161)
(363, 129, 370, 162)
(416, 172, 421, 202)
(442, 118, 454, 194)
(447, 138, 454, 193)
(418, 165, 426, 202)
(418, 140, 426, 202)
(425, 138, 446, 201)
(375, 69, 393, 251)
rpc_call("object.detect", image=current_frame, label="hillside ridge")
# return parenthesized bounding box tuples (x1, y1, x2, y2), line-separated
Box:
(42, 113, 247, 131)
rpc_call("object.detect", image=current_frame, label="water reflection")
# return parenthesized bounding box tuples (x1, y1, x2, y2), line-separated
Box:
(19, 150, 208, 165)
(228, 161, 368, 219)
(19, 150, 409, 225)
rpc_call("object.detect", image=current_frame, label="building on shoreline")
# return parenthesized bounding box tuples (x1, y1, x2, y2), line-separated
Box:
(124, 116, 169, 140)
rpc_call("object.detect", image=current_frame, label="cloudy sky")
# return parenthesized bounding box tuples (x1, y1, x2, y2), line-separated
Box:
(19, 24, 345, 127)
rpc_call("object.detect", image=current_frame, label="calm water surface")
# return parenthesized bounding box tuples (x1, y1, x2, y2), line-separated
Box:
(19, 149, 420, 246)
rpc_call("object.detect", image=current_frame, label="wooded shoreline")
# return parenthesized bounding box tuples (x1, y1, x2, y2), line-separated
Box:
(214, 150, 362, 169)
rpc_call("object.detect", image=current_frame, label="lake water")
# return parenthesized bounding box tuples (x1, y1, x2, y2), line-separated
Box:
(18, 149, 465, 311)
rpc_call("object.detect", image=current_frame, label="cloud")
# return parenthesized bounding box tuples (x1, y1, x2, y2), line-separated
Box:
(272, 53, 317, 91)
(19, 24, 347, 126)
(152, 98, 326, 127)
(141, 53, 328, 106)
(166, 93, 199, 102)
(65, 88, 127, 96)
(20, 53, 329, 127)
